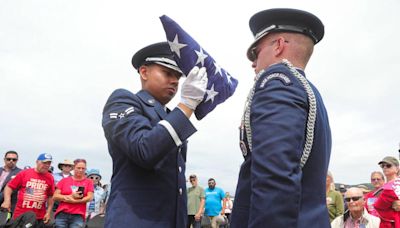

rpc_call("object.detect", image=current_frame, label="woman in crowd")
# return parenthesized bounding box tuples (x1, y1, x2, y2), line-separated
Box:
(364, 171, 385, 217)
(86, 168, 106, 220)
(374, 156, 400, 228)
(326, 171, 344, 222)
(53, 159, 94, 228)
(224, 192, 233, 224)
(53, 159, 74, 185)
(379, 156, 399, 183)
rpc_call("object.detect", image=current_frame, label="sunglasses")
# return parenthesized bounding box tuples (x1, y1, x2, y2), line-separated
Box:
(344, 196, 363, 203)
(371, 178, 383, 182)
(189, 179, 196, 182)
(249, 39, 289, 61)
(380, 163, 393, 169)
(89, 176, 100, 180)
(5, 158, 18, 162)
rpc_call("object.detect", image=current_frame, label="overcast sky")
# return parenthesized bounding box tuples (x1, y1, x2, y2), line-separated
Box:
(1, 0, 400, 194)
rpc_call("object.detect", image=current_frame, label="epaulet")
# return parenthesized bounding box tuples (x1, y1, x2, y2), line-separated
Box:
(259, 73, 291, 88)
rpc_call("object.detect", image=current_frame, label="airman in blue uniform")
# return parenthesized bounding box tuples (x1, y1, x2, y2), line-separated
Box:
(231, 8, 332, 228)
(102, 42, 208, 228)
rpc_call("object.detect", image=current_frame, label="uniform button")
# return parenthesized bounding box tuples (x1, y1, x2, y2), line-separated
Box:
(179, 188, 182, 195)
(179, 166, 182, 173)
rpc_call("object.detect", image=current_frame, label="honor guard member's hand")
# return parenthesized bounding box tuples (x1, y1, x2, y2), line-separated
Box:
(179, 66, 208, 115)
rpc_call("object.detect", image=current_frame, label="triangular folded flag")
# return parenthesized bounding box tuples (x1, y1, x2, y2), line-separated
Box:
(160, 15, 239, 120)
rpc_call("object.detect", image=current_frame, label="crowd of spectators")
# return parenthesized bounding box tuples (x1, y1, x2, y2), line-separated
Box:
(187, 175, 231, 228)
(189, 154, 400, 228)
(327, 155, 400, 227)
(4, 149, 400, 228)
(0, 150, 109, 228)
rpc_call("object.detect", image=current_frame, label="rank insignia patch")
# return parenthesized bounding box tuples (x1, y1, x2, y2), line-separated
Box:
(109, 107, 134, 119)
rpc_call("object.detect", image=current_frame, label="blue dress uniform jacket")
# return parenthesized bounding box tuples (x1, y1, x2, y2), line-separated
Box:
(102, 89, 197, 228)
(231, 63, 332, 228)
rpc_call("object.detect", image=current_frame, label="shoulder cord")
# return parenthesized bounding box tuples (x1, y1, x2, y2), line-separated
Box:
(241, 69, 265, 154)
(241, 59, 317, 168)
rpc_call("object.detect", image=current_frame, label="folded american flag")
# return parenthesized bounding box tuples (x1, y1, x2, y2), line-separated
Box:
(160, 15, 239, 120)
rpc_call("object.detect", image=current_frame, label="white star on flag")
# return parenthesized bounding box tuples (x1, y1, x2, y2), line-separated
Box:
(160, 15, 239, 120)
(205, 84, 219, 103)
(213, 62, 223, 76)
(168, 34, 187, 58)
(195, 48, 208, 66)
(226, 72, 233, 84)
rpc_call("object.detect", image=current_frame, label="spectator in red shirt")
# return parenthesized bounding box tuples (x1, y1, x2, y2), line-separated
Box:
(379, 156, 399, 183)
(1, 153, 55, 227)
(374, 178, 400, 228)
(364, 171, 385, 217)
(374, 157, 400, 228)
(53, 158, 93, 228)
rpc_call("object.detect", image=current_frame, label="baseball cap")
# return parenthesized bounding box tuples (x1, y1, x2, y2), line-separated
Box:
(37, 153, 52, 162)
(378, 156, 399, 167)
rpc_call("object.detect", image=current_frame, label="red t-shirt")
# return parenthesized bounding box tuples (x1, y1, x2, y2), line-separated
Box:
(364, 189, 381, 217)
(7, 168, 55, 220)
(55, 176, 94, 220)
(374, 180, 400, 228)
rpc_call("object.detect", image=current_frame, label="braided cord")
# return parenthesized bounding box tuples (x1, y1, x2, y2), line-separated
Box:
(241, 69, 265, 155)
(241, 59, 317, 168)
(282, 59, 317, 168)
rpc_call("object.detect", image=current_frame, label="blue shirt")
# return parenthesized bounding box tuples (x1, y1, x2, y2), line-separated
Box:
(204, 187, 225, 216)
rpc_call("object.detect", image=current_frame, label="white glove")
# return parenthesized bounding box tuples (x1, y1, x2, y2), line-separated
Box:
(180, 66, 208, 110)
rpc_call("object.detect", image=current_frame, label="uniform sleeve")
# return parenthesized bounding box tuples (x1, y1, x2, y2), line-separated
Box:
(248, 78, 308, 227)
(102, 89, 196, 169)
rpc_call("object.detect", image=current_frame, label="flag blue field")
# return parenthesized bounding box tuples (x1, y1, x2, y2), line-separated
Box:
(160, 15, 239, 120)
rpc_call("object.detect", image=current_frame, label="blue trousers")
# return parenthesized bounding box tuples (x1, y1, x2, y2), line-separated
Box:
(55, 212, 84, 228)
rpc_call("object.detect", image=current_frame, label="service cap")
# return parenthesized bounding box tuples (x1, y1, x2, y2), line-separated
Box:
(247, 8, 324, 61)
(131, 42, 182, 74)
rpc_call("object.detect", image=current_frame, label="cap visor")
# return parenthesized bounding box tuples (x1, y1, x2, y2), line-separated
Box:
(246, 32, 270, 61)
